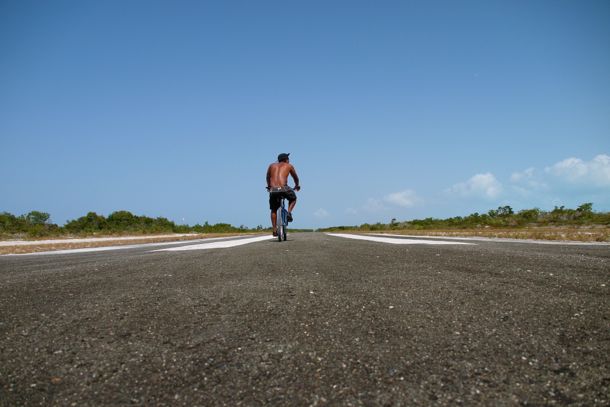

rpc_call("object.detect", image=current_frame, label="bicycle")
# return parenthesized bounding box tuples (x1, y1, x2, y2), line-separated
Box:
(277, 195, 288, 242)
(267, 186, 291, 242)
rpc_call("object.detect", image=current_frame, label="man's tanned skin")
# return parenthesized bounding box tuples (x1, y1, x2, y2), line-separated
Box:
(266, 155, 300, 235)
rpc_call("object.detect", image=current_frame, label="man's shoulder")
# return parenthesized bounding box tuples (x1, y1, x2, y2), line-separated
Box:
(268, 162, 293, 170)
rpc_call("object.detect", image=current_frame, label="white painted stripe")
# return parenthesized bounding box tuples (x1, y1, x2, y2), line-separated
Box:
(368, 233, 610, 246)
(152, 235, 273, 252)
(0, 233, 199, 247)
(326, 233, 474, 245)
(4, 237, 239, 256)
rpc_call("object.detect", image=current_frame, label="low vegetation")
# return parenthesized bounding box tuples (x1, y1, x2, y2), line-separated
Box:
(2, 204, 608, 242)
(0, 210, 261, 239)
(319, 203, 610, 242)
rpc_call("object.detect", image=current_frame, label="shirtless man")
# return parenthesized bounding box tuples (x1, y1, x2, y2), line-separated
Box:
(266, 153, 301, 237)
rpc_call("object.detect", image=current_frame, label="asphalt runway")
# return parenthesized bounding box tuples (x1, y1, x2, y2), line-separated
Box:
(1, 233, 608, 406)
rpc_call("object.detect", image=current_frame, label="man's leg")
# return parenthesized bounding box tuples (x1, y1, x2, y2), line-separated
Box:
(269, 194, 279, 236)
(288, 199, 297, 213)
(286, 197, 297, 222)
(286, 190, 297, 222)
(270, 210, 277, 236)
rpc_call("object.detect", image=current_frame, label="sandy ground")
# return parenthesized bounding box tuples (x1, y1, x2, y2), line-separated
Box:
(2, 226, 608, 255)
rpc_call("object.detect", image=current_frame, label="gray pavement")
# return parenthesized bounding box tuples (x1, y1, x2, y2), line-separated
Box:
(0, 233, 608, 406)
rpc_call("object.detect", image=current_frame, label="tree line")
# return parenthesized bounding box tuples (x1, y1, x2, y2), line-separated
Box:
(0, 210, 260, 238)
(320, 203, 610, 232)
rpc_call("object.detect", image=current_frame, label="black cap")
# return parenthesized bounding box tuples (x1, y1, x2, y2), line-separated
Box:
(278, 153, 290, 161)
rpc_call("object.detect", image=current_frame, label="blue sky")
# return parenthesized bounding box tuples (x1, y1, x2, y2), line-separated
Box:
(1, 0, 609, 229)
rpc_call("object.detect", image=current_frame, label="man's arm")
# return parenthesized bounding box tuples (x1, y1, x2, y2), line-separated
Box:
(290, 166, 301, 191)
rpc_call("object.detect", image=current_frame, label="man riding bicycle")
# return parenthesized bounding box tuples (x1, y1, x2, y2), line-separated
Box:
(266, 153, 301, 237)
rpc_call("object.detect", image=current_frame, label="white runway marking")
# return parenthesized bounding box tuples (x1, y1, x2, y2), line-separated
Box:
(4, 237, 239, 256)
(369, 233, 610, 246)
(326, 233, 474, 245)
(0, 233, 198, 247)
(152, 235, 273, 252)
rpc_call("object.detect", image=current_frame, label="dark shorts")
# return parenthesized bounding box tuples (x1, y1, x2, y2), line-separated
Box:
(269, 187, 297, 211)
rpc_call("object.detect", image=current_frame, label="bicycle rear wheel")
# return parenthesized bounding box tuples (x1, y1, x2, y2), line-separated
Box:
(278, 202, 288, 242)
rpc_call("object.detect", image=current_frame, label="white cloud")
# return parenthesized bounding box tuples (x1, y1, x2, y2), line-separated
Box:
(346, 189, 420, 217)
(510, 167, 548, 192)
(383, 190, 420, 207)
(447, 173, 502, 199)
(510, 167, 535, 183)
(363, 198, 386, 212)
(545, 154, 610, 187)
(345, 207, 359, 215)
(313, 208, 330, 218)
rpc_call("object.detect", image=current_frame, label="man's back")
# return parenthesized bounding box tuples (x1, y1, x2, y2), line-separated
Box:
(267, 162, 294, 188)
